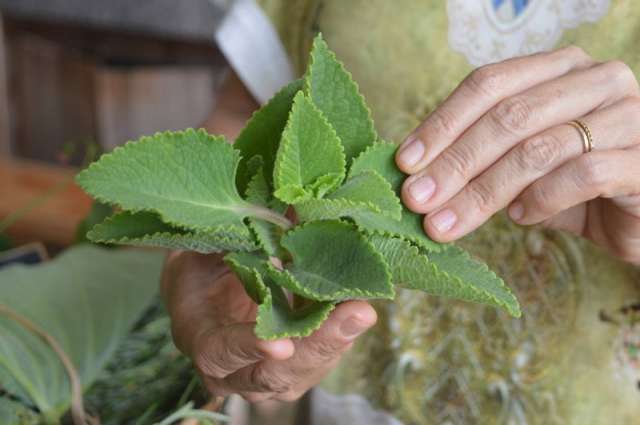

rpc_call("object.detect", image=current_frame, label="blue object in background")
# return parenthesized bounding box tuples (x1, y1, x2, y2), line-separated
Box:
(492, 0, 530, 16)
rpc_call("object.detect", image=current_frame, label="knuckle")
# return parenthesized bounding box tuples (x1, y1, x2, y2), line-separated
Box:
(529, 185, 554, 216)
(576, 154, 610, 190)
(250, 365, 292, 393)
(467, 64, 507, 96)
(308, 339, 344, 362)
(428, 108, 459, 139)
(602, 60, 638, 91)
(620, 96, 640, 117)
(194, 348, 227, 379)
(277, 391, 306, 402)
(517, 134, 562, 172)
(491, 96, 533, 135)
(240, 392, 273, 403)
(466, 180, 496, 214)
(440, 145, 475, 180)
(561, 45, 589, 62)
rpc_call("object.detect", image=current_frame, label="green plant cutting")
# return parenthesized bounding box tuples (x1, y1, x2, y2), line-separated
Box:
(77, 34, 521, 340)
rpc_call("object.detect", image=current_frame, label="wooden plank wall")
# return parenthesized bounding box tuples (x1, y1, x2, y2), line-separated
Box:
(95, 66, 218, 150)
(7, 32, 97, 163)
(0, 12, 10, 156)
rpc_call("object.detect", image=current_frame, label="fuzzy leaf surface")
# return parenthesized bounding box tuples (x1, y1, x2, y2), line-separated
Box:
(369, 235, 521, 317)
(76, 129, 255, 231)
(328, 170, 401, 219)
(268, 221, 394, 301)
(88, 211, 257, 253)
(305, 35, 377, 161)
(273, 92, 345, 203)
(234, 79, 303, 193)
(245, 164, 283, 256)
(348, 141, 442, 251)
(349, 141, 404, 189)
(225, 252, 335, 339)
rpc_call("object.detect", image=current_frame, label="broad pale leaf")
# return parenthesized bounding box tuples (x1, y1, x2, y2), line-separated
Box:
(273, 92, 346, 203)
(234, 79, 304, 193)
(77, 129, 255, 231)
(225, 252, 335, 339)
(0, 246, 164, 420)
(0, 398, 38, 425)
(268, 221, 393, 301)
(369, 235, 521, 317)
(305, 34, 377, 161)
(88, 211, 257, 253)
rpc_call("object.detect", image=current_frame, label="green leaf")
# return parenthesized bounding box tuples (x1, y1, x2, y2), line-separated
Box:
(74, 201, 114, 244)
(294, 198, 381, 223)
(224, 251, 270, 304)
(225, 252, 335, 340)
(0, 398, 38, 425)
(88, 211, 257, 253)
(0, 245, 164, 421)
(245, 163, 284, 256)
(348, 141, 442, 251)
(268, 221, 394, 301)
(305, 34, 377, 161)
(369, 235, 521, 317)
(76, 129, 256, 231)
(273, 92, 346, 204)
(328, 170, 401, 220)
(234, 79, 304, 194)
(353, 207, 442, 252)
(349, 141, 404, 189)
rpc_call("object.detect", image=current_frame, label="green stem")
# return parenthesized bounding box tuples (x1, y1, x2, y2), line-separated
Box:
(250, 206, 293, 230)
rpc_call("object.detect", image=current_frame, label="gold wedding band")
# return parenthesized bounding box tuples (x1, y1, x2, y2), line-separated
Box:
(567, 119, 594, 153)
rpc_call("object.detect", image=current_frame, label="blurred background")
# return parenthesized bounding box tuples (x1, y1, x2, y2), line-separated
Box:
(0, 0, 228, 250)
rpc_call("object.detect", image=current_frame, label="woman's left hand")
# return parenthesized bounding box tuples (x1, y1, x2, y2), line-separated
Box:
(395, 46, 640, 265)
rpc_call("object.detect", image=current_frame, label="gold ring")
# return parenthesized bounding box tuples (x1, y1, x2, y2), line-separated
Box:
(567, 119, 594, 153)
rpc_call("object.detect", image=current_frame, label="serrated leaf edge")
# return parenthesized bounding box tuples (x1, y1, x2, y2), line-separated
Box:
(336, 169, 402, 221)
(430, 246, 521, 317)
(304, 34, 377, 161)
(273, 92, 347, 196)
(271, 220, 395, 301)
(347, 140, 397, 180)
(76, 128, 250, 233)
(88, 213, 257, 253)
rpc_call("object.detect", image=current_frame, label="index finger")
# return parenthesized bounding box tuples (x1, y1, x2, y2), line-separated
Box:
(395, 46, 593, 174)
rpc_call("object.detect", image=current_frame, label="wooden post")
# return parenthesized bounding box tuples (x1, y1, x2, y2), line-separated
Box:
(0, 12, 11, 156)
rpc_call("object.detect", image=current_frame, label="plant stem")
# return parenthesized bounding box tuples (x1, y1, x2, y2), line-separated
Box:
(248, 206, 293, 230)
(0, 304, 88, 425)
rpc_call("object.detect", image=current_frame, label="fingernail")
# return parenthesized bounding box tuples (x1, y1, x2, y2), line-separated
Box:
(408, 176, 436, 203)
(340, 317, 368, 340)
(430, 209, 457, 233)
(398, 137, 425, 168)
(508, 202, 524, 221)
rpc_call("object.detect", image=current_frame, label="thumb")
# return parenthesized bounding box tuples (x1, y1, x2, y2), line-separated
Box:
(192, 323, 294, 380)
(298, 300, 378, 363)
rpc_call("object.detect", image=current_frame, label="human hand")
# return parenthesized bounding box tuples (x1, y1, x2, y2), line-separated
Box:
(396, 46, 640, 264)
(161, 251, 377, 402)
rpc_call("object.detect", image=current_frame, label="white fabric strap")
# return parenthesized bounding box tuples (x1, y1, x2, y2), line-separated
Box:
(214, 0, 294, 105)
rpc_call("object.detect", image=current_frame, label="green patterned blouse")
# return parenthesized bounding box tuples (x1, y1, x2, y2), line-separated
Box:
(237, 1, 640, 424)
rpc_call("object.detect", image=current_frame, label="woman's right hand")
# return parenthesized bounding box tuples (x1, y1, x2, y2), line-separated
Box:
(161, 251, 377, 403)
